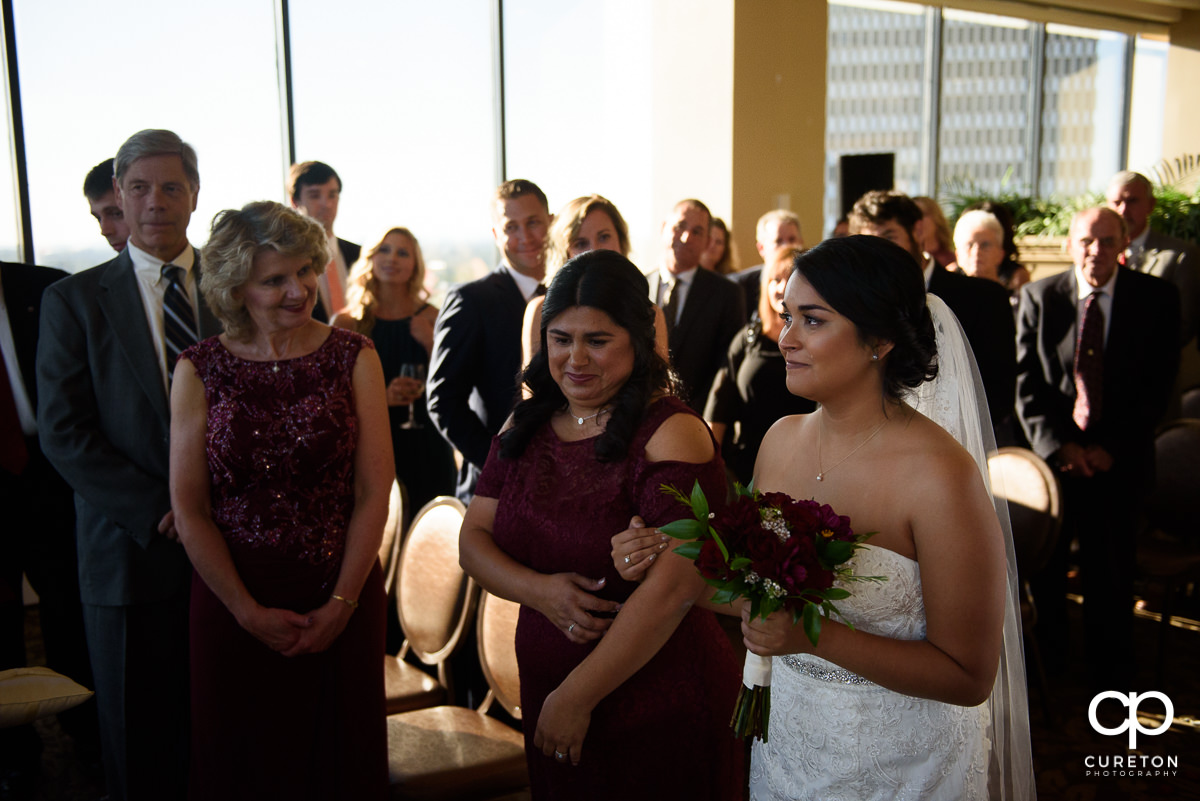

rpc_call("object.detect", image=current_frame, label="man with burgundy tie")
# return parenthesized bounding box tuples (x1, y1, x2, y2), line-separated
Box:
(287, 160, 360, 322)
(37, 129, 220, 801)
(1016, 206, 1179, 688)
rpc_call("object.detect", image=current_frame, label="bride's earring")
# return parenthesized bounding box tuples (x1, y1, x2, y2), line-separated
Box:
(871, 352, 879, 361)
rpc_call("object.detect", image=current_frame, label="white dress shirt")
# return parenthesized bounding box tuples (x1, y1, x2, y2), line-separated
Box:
(126, 240, 197, 392)
(657, 266, 698, 325)
(1073, 262, 1118, 348)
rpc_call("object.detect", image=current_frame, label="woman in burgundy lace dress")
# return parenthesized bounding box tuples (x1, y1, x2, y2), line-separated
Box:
(459, 250, 743, 800)
(170, 202, 393, 800)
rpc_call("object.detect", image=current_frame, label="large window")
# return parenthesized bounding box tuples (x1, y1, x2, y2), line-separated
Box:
(502, 0, 734, 269)
(939, 9, 1036, 194)
(13, 0, 285, 271)
(289, 0, 498, 298)
(826, 0, 1156, 230)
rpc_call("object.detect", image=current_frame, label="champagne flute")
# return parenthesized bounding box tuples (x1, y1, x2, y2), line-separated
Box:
(398, 363, 425, 429)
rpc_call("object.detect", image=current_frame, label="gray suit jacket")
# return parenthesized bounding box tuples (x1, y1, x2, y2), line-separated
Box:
(1133, 229, 1199, 345)
(36, 248, 221, 605)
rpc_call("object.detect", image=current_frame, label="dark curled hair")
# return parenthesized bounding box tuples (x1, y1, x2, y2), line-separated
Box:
(500, 250, 675, 462)
(794, 235, 937, 402)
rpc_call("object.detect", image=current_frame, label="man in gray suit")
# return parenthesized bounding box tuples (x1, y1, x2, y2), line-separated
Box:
(37, 129, 219, 801)
(1106, 170, 1199, 345)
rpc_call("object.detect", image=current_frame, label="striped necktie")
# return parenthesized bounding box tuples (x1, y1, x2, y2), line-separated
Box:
(162, 264, 198, 381)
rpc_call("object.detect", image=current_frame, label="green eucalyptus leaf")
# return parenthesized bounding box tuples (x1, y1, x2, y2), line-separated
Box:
(690, 480, 710, 523)
(802, 602, 821, 646)
(659, 518, 706, 540)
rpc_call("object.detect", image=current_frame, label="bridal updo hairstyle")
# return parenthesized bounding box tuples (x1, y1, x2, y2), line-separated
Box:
(793, 235, 937, 402)
(501, 249, 676, 463)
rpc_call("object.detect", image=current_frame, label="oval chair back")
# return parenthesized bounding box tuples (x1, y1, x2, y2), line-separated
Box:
(395, 496, 478, 666)
(477, 591, 522, 720)
(1147, 420, 1200, 538)
(988, 447, 1062, 577)
(378, 479, 407, 595)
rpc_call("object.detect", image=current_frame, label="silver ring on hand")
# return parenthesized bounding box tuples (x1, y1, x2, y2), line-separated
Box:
(555, 750, 567, 760)
(623, 554, 631, 564)
(567, 622, 576, 634)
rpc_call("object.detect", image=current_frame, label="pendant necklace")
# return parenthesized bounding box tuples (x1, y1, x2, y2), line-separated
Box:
(816, 416, 888, 482)
(568, 406, 608, 426)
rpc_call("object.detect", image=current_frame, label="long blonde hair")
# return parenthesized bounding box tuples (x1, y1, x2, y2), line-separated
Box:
(342, 227, 428, 335)
(545, 195, 631, 281)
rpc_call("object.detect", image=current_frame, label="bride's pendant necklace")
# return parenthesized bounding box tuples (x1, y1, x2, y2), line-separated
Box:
(815, 416, 888, 481)
(567, 406, 609, 426)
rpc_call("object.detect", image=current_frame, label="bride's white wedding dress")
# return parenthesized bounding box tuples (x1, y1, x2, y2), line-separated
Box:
(748, 546, 990, 800)
(748, 295, 1034, 801)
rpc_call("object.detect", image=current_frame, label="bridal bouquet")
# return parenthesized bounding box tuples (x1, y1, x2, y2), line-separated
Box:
(660, 481, 876, 742)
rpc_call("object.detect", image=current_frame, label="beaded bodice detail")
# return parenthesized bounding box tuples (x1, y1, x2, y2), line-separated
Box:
(184, 328, 372, 568)
(752, 545, 989, 800)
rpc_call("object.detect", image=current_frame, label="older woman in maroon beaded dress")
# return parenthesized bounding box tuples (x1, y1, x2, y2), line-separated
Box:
(170, 201, 393, 800)
(459, 250, 743, 800)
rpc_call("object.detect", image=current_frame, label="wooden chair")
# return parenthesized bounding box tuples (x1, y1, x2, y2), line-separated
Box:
(379, 479, 409, 596)
(1136, 420, 1200, 688)
(386, 591, 528, 800)
(1180, 386, 1200, 420)
(988, 447, 1063, 722)
(384, 496, 477, 716)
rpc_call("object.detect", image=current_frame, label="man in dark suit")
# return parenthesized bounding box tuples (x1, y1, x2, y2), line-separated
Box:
(427, 179, 551, 501)
(287, 161, 360, 322)
(0, 261, 99, 793)
(648, 199, 746, 412)
(37, 129, 220, 801)
(732, 209, 804, 319)
(849, 190, 1016, 432)
(1017, 206, 1179, 687)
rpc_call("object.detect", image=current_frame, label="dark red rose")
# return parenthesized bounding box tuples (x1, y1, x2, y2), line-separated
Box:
(711, 495, 761, 553)
(695, 538, 729, 581)
(779, 498, 823, 536)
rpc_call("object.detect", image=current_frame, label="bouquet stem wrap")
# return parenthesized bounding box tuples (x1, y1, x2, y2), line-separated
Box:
(733, 652, 773, 742)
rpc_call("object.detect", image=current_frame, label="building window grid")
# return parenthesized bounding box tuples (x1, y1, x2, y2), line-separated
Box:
(826, 1, 1133, 230)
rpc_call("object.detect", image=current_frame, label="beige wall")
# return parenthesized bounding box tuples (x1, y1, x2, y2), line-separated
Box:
(730, 0, 828, 266)
(1164, 10, 1200, 161)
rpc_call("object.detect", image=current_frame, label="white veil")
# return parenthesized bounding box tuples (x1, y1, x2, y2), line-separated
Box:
(909, 294, 1035, 801)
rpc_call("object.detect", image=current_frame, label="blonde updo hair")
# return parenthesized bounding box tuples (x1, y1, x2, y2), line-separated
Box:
(200, 201, 328, 342)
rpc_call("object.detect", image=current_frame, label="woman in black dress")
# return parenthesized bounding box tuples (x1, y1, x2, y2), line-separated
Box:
(704, 245, 816, 485)
(334, 227, 456, 511)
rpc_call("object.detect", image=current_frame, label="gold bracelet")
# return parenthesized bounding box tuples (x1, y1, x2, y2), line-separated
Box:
(331, 594, 358, 610)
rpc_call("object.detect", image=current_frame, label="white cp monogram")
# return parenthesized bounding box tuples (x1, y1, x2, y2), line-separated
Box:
(1088, 691, 1174, 749)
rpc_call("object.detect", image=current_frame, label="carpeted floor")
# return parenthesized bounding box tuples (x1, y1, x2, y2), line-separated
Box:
(10, 591, 1200, 800)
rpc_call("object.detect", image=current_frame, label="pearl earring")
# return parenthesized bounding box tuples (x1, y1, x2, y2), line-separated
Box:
(871, 353, 879, 361)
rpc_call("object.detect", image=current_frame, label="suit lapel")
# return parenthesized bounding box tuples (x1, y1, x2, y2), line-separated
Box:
(673, 270, 707, 340)
(1050, 271, 1078, 379)
(97, 251, 170, 424)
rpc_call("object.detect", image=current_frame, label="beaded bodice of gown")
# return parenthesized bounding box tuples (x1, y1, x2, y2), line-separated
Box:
(186, 327, 369, 608)
(750, 545, 990, 801)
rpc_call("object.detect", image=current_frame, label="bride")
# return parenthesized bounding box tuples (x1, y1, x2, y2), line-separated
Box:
(614, 235, 1033, 800)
